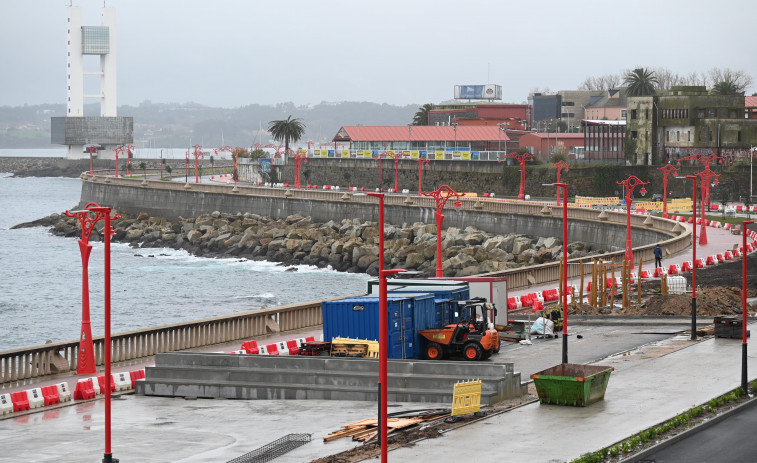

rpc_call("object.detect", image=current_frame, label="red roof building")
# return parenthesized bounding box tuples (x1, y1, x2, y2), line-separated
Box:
(746, 96, 757, 119)
(332, 125, 511, 152)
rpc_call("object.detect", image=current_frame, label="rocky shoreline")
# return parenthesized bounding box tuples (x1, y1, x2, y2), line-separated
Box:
(14, 211, 598, 277)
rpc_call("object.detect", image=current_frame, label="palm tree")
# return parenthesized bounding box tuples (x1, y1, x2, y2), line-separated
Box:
(624, 68, 658, 96)
(710, 81, 741, 96)
(412, 103, 433, 125)
(268, 116, 306, 155)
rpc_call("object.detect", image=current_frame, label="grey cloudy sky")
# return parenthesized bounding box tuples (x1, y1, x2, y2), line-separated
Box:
(2, 0, 756, 108)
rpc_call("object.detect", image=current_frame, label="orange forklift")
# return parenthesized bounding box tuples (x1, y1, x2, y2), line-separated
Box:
(419, 298, 500, 361)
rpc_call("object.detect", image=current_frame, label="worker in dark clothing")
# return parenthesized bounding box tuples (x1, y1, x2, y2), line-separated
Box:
(654, 244, 663, 268)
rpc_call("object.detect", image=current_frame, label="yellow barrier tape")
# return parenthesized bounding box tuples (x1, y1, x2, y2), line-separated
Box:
(451, 380, 482, 416)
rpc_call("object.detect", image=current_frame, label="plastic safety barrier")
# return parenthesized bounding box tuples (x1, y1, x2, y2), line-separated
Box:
(681, 261, 693, 271)
(0, 393, 13, 415)
(265, 343, 280, 355)
(130, 370, 146, 389)
(451, 380, 482, 417)
(667, 264, 680, 275)
(724, 251, 733, 260)
(241, 340, 259, 354)
(41, 385, 60, 406)
(26, 388, 44, 409)
(543, 289, 559, 302)
(276, 341, 289, 356)
(694, 259, 705, 269)
(285, 340, 299, 355)
(305, 336, 315, 343)
(653, 267, 666, 278)
(97, 375, 116, 394)
(74, 378, 96, 400)
(113, 372, 132, 391)
(705, 255, 716, 266)
(734, 248, 742, 257)
(531, 300, 544, 313)
(716, 253, 725, 263)
(507, 297, 518, 310)
(10, 391, 30, 412)
(639, 270, 651, 279)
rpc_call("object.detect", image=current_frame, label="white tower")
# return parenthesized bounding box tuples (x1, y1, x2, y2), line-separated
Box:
(53, 6, 132, 160)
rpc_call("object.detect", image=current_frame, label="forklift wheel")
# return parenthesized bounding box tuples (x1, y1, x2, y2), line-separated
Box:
(425, 342, 444, 360)
(463, 343, 483, 361)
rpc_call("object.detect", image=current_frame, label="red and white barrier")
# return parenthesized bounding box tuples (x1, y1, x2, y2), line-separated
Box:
(265, 343, 280, 356)
(10, 391, 30, 412)
(97, 375, 116, 393)
(26, 388, 44, 409)
(285, 340, 299, 355)
(276, 341, 289, 356)
(74, 378, 96, 400)
(694, 258, 705, 269)
(40, 385, 60, 406)
(257, 345, 269, 355)
(112, 372, 132, 392)
(705, 255, 717, 266)
(129, 370, 146, 389)
(724, 251, 733, 260)
(681, 261, 693, 272)
(668, 264, 680, 275)
(716, 253, 725, 263)
(0, 393, 13, 415)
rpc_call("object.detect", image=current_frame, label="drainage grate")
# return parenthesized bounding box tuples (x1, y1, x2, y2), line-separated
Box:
(227, 433, 312, 463)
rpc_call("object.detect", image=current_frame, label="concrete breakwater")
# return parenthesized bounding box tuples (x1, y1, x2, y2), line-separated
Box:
(19, 211, 597, 278)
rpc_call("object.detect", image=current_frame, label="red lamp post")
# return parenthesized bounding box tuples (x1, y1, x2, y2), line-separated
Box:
(366, 192, 405, 463)
(64, 202, 111, 375)
(498, 152, 534, 199)
(292, 152, 308, 189)
(72, 204, 119, 463)
(124, 144, 135, 177)
(742, 220, 755, 392)
(214, 146, 234, 183)
(375, 152, 387, 191)
(388, 151, 404, 193)
(545, 183, 569, 362)
(657, 163, 680, 218)
(113, 146, 125, 178)
(423, 185, 465, 277)
(86, 145, 99, 174)
(691, 165, 720, 245)
(616, 176, 649, 268)
(415, 157, 430, 196)
(685, 174, 699, 340)
(191, 144, 204, 183)
(159, 149, 163, 179)
(553, 160, 569, 205)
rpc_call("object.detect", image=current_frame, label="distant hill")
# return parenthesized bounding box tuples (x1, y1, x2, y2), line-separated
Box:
(0, 101, 421, 149)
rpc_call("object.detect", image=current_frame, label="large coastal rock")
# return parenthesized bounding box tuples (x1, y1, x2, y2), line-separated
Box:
(25, 210, 599, 278)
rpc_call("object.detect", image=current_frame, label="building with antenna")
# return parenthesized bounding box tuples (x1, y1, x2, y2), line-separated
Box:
(51, 4, 133, 159)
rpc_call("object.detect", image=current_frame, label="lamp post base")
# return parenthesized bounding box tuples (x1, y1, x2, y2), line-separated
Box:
(102, 454, 119, 463)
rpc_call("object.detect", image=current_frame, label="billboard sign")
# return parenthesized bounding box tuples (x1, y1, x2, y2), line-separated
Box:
(454, 84, 502, 100)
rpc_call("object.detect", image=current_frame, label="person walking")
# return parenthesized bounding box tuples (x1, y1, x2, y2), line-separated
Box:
(654, 244, 663, 268)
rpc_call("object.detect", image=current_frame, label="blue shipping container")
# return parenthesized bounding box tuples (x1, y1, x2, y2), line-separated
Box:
(385, 285, 469, 325)
(321, 294, 436, 359)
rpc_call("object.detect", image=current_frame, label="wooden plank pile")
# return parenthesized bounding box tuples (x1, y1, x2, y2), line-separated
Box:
(324, 414, 447, 443)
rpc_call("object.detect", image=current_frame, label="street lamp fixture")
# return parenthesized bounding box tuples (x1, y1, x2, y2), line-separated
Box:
(366, 192, 406, 463)
(214, 146, 234, 183)
(685, 174, 699, 340)
(742, 220, 756, 393)
(657, 163, 680, 218)
(553, 160, 570, 205)
(544, 182, 569, 363)
(498, 152, 534, 200)
(423, 185, 465, 277)
(415, 157, 430, 196)
(86, 145, 99, 175)
(616, 175, 649, 268)
(292, 152, 308, 190)
(191, 144, 204, 184)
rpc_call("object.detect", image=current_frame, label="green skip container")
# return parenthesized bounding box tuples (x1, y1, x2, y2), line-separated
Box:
(531, 363, 614, 406)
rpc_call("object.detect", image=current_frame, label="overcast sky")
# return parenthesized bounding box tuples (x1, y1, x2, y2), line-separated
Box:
(2, 0, 756, 108)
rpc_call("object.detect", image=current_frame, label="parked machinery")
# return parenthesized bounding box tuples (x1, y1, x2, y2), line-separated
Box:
(418, 298, 500, 361)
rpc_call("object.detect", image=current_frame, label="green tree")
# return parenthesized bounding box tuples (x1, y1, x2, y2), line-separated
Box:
(710, 81, 741, 96)
(138, 161, 147, 179)
(164, 164, 172, 179)
(249, 148, 267, 160)
(623, 68, 658, 96)
(268, 116, 305, 155)
(412, 103, 433, 125)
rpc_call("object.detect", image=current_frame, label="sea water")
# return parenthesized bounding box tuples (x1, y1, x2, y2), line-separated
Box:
(0, 172, 370, 351)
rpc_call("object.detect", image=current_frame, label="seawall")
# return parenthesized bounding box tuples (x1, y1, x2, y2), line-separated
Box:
(79, 176, 671, 252)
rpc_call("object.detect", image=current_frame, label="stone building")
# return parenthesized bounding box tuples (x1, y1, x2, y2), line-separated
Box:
(627, 86, 757, 165)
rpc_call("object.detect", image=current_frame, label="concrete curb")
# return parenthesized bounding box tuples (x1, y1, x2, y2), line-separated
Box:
(620, 394, 757, 463)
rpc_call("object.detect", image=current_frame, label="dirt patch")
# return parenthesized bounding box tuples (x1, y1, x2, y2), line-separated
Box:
(569, 254, 757, 317)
